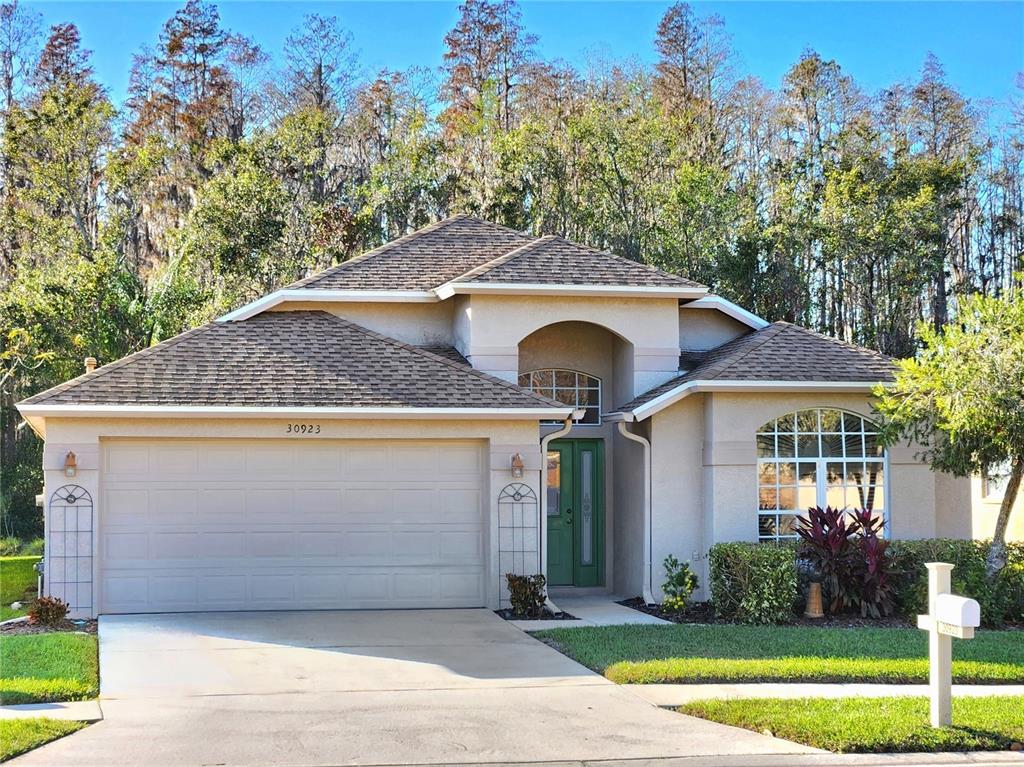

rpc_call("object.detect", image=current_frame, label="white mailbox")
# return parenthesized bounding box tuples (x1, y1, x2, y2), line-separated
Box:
(935, 594, 980, 630)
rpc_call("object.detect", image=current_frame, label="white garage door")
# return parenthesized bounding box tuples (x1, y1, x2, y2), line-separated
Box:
(99, 439, 486, 613)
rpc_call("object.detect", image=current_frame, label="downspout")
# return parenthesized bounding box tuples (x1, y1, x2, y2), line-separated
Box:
(617, 420, 656, 605)
(540, 415, 575, 612)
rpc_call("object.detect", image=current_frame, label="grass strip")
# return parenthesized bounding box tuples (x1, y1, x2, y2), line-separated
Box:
(678, 695, 1024, 753)
(0, 718, 88, 761)
(0, 633, 99, 705)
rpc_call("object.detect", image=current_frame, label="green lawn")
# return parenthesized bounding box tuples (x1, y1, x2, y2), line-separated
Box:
(0, 633, 99, 704)
(0, 718, 88, 761)
(533, 624, 1024, 684)
(0, 555, 40, 620)
(679, 696, 1024, 753)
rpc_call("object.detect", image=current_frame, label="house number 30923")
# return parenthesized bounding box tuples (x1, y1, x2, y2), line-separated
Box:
(286, 423, 321, 434)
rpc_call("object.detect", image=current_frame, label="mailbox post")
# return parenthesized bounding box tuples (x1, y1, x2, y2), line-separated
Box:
(916, 562, 981, 727)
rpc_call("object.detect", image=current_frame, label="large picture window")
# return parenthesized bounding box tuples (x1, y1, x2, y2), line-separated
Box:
(518, 369, 601, 425)
(756, 408, 886, 542)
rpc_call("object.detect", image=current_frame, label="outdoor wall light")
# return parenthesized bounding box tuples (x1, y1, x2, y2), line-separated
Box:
(63, 451, 78, 478)
(510, 452, 524, 479)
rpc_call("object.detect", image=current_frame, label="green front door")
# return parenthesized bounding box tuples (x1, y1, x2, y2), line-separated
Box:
(546, 439, 604, 587)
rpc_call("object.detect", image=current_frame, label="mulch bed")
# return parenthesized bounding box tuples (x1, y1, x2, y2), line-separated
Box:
(618, 597, 917, 628)
(0, 618, 98, 636)
(495, 609, 577, 621)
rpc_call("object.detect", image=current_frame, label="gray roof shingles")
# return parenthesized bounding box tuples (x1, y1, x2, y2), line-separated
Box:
(19, 311, 565, 410)
(451, 235, 704, 288)
(618, 322, 895, 412)
(285, 215, 705, 292)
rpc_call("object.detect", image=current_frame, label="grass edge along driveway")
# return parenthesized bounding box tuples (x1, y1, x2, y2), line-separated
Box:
(678, 695, 1024, 753)
(0, 633, 99, 705)
(0, 718, 89, 762)
(533, 624, 1024, 684)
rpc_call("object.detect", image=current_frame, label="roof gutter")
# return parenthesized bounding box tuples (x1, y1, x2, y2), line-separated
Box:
(434, 282, 707, 300)
(610, 379, 891, 422)
(17, 404, 575, 421)
(217, 289, 439, 322)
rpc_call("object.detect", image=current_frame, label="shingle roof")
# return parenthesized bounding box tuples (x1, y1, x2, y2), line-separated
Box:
(285, 215, 705, 292)
(618, 322, 895, 412)
(19, 311, 565, 411)
(449, 235, 704, 288)
(290, 215, 534, 291)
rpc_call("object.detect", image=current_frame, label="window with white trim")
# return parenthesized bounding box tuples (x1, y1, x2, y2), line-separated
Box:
(756, 408, 886, 542)
(518, 369, 601, 425)
(983, 460, 1011, 499)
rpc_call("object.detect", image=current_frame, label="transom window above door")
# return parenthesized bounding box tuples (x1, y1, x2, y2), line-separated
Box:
(518, 370, 601, 425)
(756, 408, 887, 542)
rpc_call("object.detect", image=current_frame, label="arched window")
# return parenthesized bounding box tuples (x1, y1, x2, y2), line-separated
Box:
(756, 408, 886, 542)
(518, 369, 601, 424)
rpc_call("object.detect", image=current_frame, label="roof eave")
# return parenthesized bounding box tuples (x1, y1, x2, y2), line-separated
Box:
(618, 379, 893, 422)
(16, 403, 576, 422)
(434, 282, 707, 300)
(217, 289, 440, 322)
(680, 295, 769, 330)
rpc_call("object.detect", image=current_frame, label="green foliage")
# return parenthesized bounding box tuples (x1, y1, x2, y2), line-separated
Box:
(888, 539, 1024, 626)
(679, 696, 1024, 753)
(875, 293, 1024, 573)
(708, 542, 798, 624)
(0, 537, 20, 556)
(0, 556, 40, 620)
(20, 538, 44, 556)
(661, 555, 698, 613)
(505, 573, 546, 618)
(534, 623, 1023, 684)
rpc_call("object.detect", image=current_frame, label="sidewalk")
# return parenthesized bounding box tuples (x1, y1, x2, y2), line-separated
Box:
(0, 700, 102, 722)
(626, 682, 1024, 706)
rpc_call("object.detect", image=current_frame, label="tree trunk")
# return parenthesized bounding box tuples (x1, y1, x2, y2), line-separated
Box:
(986, 455, 1023, 578)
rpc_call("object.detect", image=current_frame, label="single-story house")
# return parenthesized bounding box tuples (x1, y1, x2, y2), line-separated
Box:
(17, 215, 974, 618)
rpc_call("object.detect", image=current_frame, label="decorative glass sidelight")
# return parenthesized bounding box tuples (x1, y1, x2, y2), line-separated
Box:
(580, 450, 593, 565)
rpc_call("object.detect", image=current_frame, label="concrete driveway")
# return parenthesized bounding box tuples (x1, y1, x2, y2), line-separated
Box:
(14, 609, 816, 766)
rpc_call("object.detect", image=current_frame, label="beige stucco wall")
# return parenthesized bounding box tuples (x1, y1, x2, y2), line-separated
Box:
(642, 391, 973, 601)
(268, 301, 455, 346)
(462, 294, 682, 399)
(971, 475, 1024, 541)
(678, 307, 751, 351)
(38, 416, 545, 617)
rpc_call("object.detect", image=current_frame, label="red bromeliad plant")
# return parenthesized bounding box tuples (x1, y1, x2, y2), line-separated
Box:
(795, 506, 862, 614)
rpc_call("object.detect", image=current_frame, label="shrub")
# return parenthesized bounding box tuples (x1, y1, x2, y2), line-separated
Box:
(888, 539, 1024, 626)
(795, 506, 861, 613)
(0, 537, 20, 556)
(505, 573, 546, 618)
(19, 538, 44, 556)
(709, 542, 798, 624)
(661, 555, 698, 613)
(851, 510, 897, 618)
(27, 596, 69, 627)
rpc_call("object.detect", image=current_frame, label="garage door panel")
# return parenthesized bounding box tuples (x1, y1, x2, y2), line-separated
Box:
(100, 439, 486, 613)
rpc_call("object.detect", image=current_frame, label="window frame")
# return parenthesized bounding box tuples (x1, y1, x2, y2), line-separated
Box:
(982, 460, 1011, 501)
(518, 369, 602, 426)
(755, 408, 890, 543)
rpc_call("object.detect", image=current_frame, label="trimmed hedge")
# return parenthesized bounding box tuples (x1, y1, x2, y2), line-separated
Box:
(709, 539, 1024, 627)
(709, 542, 798, 624)
(889, 539, 1024, 627)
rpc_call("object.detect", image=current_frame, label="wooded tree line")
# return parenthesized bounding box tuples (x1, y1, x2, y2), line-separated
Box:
(1, 0, 1021, 536)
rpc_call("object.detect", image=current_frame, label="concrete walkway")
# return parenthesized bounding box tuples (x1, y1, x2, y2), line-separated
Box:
(511, 594, 670, 630)
(0, 701, 102, 722)
(10, 609, 815, 766)
(627, 682, 1024, 706)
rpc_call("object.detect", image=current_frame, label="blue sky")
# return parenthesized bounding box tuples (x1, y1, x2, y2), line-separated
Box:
(26, 1, 1024, 115)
